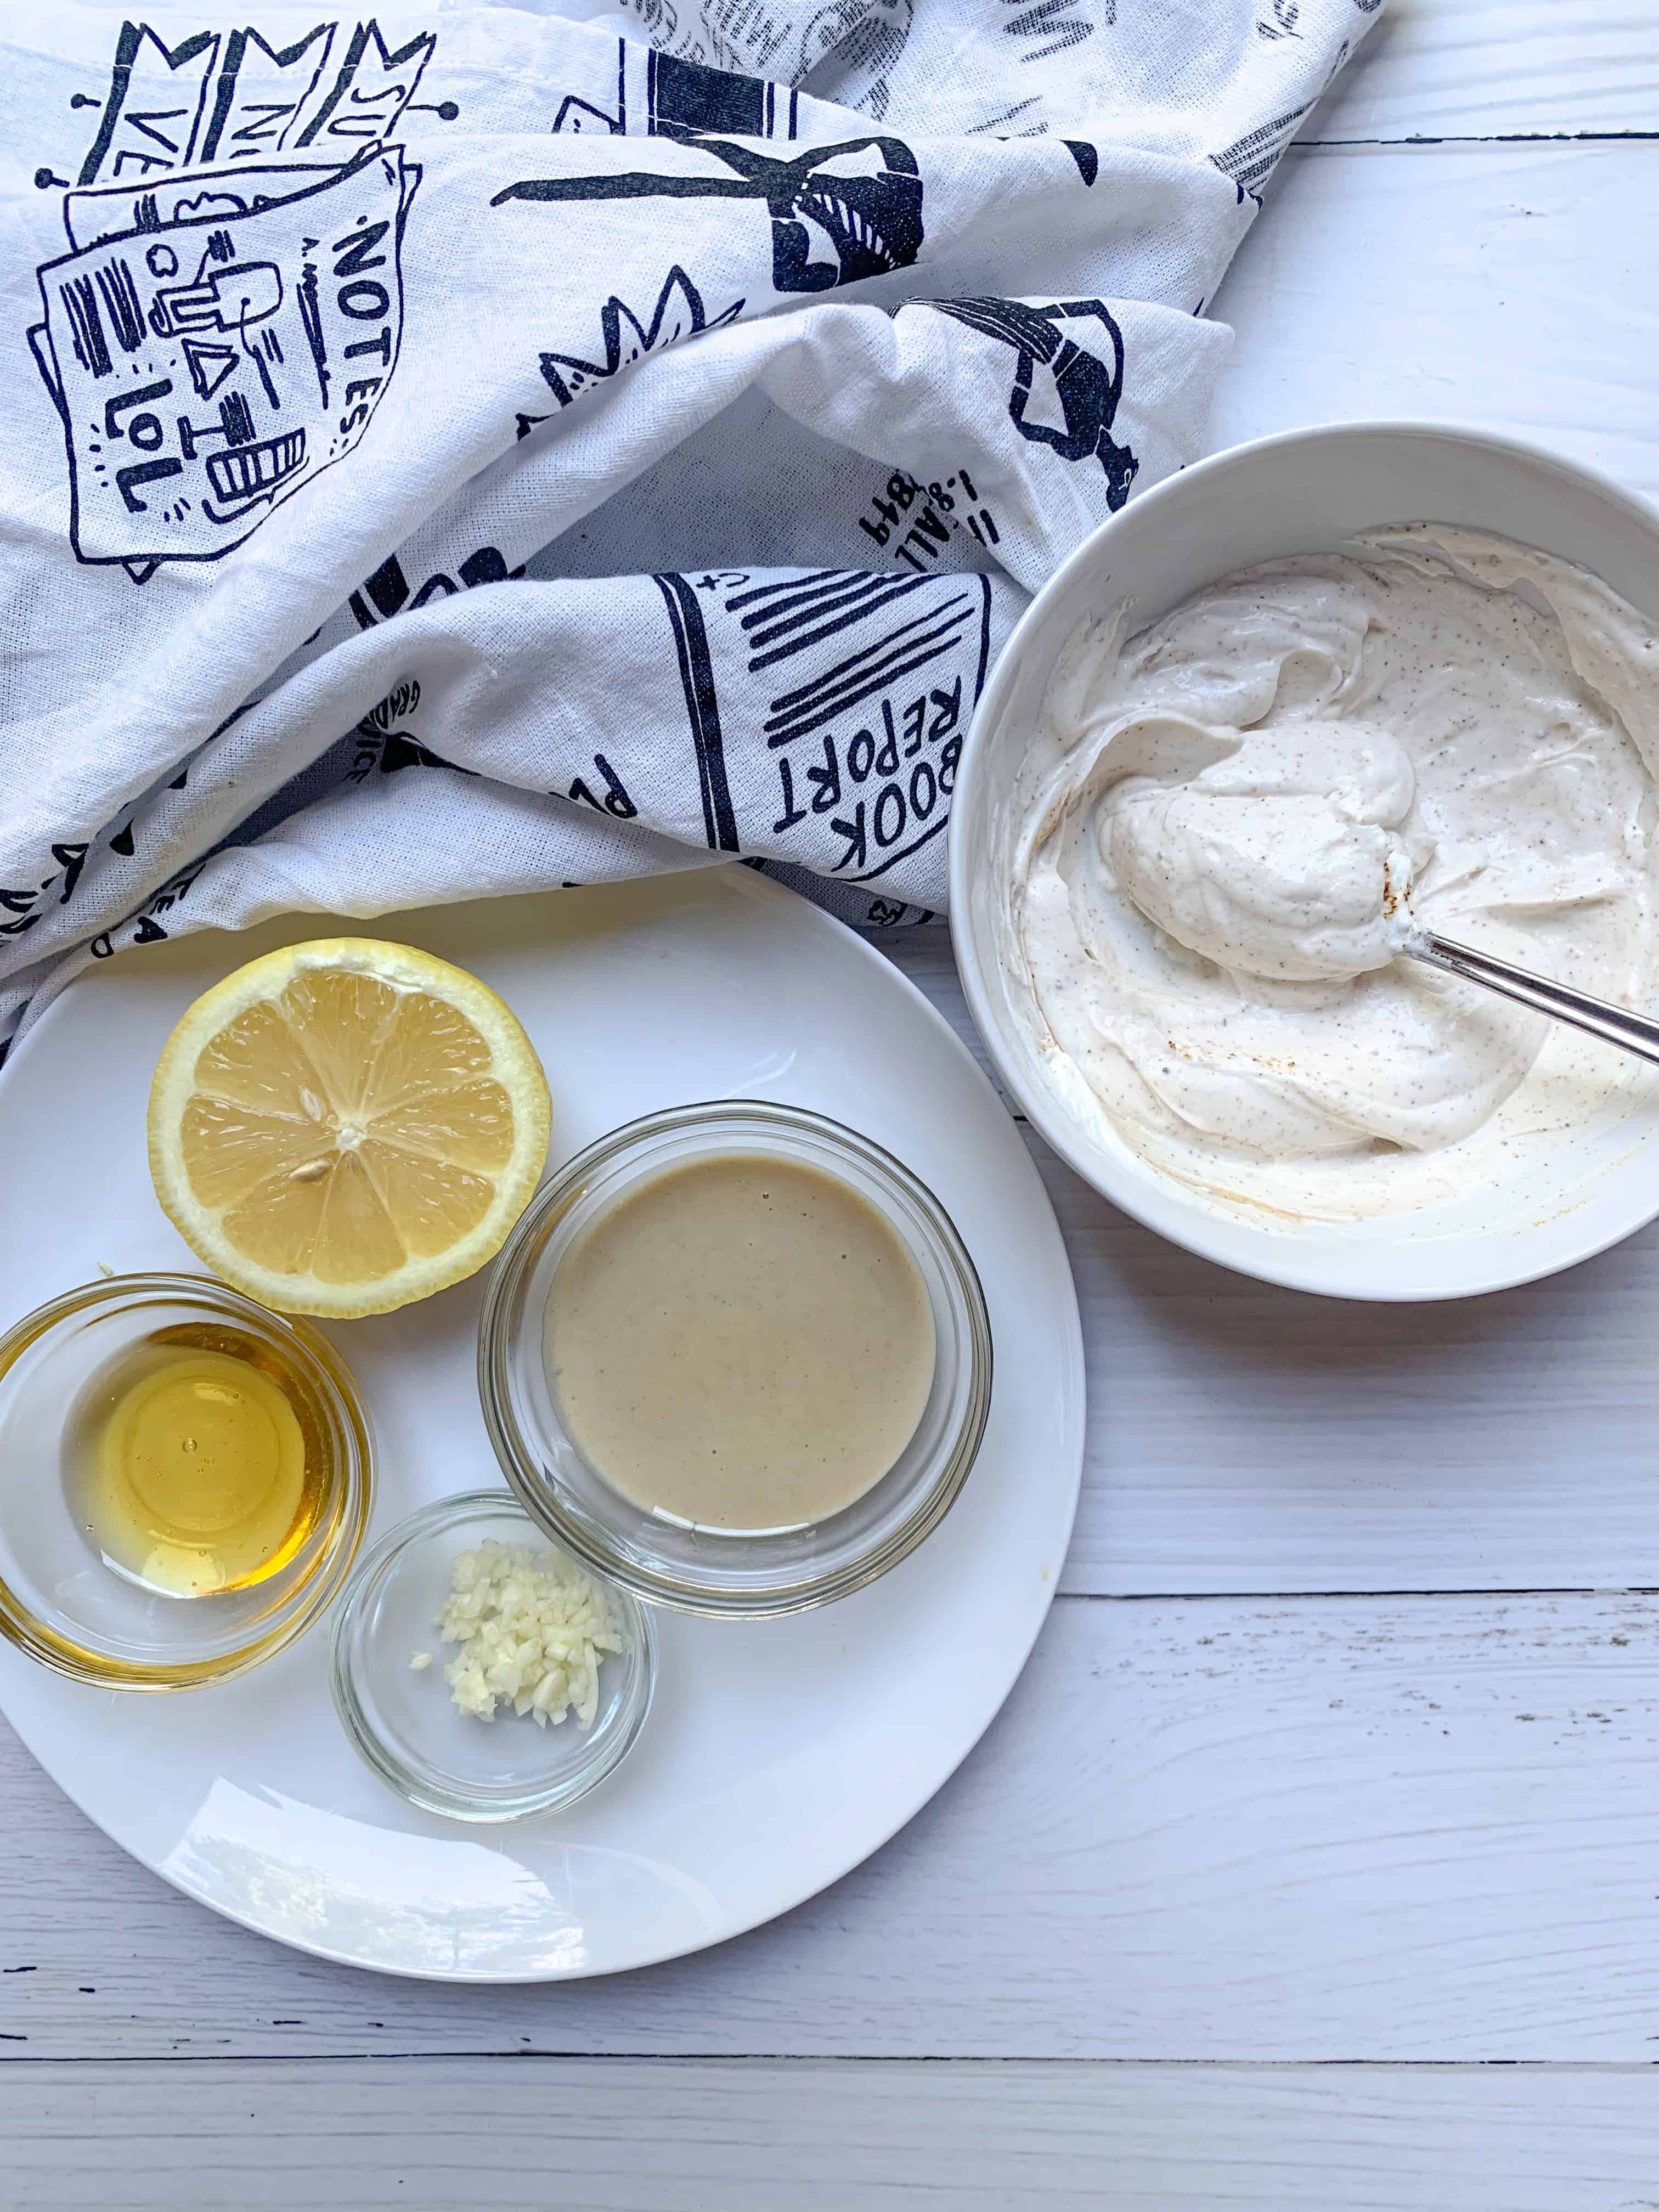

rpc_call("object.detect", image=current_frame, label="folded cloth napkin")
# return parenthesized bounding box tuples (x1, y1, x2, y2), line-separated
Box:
(0, 0, 1377, 1054)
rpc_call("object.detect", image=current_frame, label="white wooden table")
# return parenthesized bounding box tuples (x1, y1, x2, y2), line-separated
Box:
(7, 5, 1659, 2203)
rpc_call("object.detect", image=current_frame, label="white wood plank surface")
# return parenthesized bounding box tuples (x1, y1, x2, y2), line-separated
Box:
(5, 1592, 1657, 2061)
(1048, 1142, 1659, 1597)
(7, 2059, 1658, 2212)
(1307, 1, 1659, 143)
(1215, 143, 1659, 501)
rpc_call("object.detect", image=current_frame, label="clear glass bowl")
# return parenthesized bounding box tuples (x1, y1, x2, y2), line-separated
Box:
(478, 1101, 994, 1618)
(0, 1273, 374, 1690)
(330, 1491, 656, 1823)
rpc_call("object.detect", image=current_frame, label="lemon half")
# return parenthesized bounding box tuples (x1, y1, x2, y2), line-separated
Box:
(148, 939, 552, 1317)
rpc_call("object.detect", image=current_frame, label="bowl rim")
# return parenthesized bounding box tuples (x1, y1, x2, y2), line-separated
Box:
(948, 416, 1659, 1302)
(0, 1269, 375, 1688)
(328, 1486, 658, 1824)
(476, 1098, 994, 1616)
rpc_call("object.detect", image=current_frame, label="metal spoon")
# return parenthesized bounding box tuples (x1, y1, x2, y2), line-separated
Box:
(1406, 930, 1659, 1070)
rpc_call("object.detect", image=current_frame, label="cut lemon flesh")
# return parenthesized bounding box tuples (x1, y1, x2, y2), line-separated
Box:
(148, 939, 552, 1317)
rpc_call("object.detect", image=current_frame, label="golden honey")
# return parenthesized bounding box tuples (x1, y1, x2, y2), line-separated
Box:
(66, 1322, 332, 1598)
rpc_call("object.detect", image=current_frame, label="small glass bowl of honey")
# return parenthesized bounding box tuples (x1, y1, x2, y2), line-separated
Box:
(0, 1273, 374, 1689)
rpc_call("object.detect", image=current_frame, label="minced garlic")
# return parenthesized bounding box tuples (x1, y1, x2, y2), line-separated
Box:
(428, 1538, 622, 1727)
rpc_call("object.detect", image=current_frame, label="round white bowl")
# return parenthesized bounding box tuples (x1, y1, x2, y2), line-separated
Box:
(949, 421, 1659, 1301)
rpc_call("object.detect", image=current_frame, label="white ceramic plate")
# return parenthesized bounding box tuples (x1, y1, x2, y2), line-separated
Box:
(0, 868, 1083, 1980)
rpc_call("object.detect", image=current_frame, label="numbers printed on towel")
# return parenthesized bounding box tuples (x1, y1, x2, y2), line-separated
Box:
(857, 467, 1002, 566)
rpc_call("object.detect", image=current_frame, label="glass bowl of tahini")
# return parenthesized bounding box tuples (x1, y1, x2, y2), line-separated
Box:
(0, 1273, 374, 1688)
(478, 1101, 992, 1618)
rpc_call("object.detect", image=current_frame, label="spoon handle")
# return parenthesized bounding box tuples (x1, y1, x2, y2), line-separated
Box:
(1407, 931, 1659, 1070)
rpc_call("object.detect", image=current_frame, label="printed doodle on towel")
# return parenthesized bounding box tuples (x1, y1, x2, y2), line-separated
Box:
(554, 44, 805, 143)
(346, 678, 476, 781)
(1209, 99, 1315, 202)
(494, 134, 923, 297)
(539, 267, 745, 409)
(28, 20, 436, 582)
(653, 567, 992, 881)
(932, 296, 1138, 509)
(616, 0, 886, 89)
(808, 1, 916, 125)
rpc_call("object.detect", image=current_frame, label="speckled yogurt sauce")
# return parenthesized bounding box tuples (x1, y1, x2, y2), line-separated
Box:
(1006, 527, 1659, 1223)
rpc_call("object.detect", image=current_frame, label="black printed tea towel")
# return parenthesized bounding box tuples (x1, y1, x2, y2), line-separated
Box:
(0, 0, 1380, 1053)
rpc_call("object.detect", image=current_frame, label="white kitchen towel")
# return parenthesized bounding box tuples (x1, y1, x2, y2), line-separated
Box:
(0, 0, 1379, 1054)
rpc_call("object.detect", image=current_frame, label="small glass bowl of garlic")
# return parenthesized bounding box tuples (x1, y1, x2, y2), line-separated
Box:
(330, 1490, 656, 1822)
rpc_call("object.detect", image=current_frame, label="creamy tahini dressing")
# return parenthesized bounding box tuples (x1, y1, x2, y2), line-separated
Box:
(1006, 528, 1659, 1222)
(544, 1154, 936, 1532)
